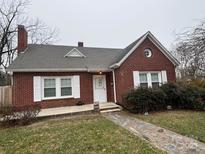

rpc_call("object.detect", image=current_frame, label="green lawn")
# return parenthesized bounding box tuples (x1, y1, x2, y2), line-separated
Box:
(135, 110, 205, 142)
(0, 115, 165, 154)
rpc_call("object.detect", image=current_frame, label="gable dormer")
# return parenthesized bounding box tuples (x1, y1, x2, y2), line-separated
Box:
(64, 48, 86, 58)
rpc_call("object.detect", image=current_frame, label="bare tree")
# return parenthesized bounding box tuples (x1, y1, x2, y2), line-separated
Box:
(174, 21, 205, 79)
(0, 0, 58, 69)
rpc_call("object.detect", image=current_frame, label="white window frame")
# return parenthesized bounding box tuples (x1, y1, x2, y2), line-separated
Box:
(43, 78, 56, 99)
(151, 72, 161, 88)
(139, 71, 162, 88)
(42, 76, 73, 100)
(139, 73, 149, 87)
(60, 77, 72, 97)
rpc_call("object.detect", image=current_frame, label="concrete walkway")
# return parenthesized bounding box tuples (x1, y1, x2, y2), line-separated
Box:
(37, 102, 121, 118)
(37, 104, 93, 117)
(104, 112, 205, 154)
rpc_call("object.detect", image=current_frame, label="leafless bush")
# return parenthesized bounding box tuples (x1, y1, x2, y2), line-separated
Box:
(0, 104, 41, 126)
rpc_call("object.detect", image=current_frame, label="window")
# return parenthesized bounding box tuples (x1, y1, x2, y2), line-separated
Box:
(139, 73, 148, 88)
(61, 78, 72, 96)
(44, 79, 56, 97)
(138, 72, 161, 88)
(151, 73, 159, 88)
(95, 77, 104, 89)
(144, 48, 152, 58)
(43, 77, 73, 99)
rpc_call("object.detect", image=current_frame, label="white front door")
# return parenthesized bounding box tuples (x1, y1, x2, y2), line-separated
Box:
(93, 75, 107, 103)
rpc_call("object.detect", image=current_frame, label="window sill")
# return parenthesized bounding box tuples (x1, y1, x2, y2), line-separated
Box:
(42, 96, 74, 101)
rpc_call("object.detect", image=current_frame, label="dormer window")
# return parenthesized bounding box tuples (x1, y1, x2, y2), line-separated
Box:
(64, 48, 86, 58)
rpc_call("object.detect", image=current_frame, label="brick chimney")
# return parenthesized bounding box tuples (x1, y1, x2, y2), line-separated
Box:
(78, 42, 84, 47)
(18, 25, 28, 53)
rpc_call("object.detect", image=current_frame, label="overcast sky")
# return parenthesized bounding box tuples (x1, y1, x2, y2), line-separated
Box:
(28, 0, 205, 49)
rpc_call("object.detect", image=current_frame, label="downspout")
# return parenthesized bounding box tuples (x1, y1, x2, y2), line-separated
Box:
(112, 69, 117, 103)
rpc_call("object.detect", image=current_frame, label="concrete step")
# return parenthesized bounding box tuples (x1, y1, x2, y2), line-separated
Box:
(100, 106, 121, 111)
(100, 105, 123, 110)
(100, 108, 121, 113)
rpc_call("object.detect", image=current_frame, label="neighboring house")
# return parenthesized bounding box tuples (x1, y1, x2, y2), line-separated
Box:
(7, 25, 179, 108)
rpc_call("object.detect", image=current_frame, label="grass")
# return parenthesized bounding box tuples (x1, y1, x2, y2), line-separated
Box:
(135, 110, 205, 142)
(0, 115, 165, 154)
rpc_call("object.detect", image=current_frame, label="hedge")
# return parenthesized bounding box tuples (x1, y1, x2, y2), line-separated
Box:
(123, 82, 205, 113)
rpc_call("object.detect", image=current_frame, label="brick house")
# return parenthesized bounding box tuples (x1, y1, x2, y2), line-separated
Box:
(7, 25, 179, 108)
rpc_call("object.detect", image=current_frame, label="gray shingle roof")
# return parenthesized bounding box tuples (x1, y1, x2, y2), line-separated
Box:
(7, 44, 124, 72)
(7, 31, 179, 72)
(111, 33, 146, 64)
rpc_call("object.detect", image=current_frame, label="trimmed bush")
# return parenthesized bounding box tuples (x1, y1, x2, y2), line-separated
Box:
(150, 88, 167, 111)
(160, 82, 182, 109)
(192, 88, 205, 110)
(123, 82, 205, 113)
(0, 104, 41, 126)
(124, 87, 166, 113)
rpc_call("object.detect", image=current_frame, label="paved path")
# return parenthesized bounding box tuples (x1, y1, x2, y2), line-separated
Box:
(37, 102, 121, 118)
(104, 112, 205, 154)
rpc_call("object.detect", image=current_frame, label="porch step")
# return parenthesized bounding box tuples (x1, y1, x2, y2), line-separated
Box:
(99, 103, 122, 113)
(100, 106, 121, 111)
(100, 104, 122, 109)
(100, 108, 121, 113)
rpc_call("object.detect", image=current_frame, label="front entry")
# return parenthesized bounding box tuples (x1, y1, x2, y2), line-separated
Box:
(93, 75, 107, 103)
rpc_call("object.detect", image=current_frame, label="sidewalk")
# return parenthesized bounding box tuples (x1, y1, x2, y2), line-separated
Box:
(104, 112, 205, 154)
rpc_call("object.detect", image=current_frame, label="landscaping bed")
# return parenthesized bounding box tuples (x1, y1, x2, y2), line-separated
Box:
(0, 115, 165, 154)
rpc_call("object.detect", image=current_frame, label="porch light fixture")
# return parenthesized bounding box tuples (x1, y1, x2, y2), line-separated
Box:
(99, 71, 102, 74)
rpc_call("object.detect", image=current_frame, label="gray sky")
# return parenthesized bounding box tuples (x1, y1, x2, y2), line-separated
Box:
(28, 0, 205, 49)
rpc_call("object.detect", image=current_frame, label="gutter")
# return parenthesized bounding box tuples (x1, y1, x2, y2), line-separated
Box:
(6, 68, 112, 73)
(110, 64, 118, 69)
(6, 68, 88, 72)
(112, 69, 117, 103)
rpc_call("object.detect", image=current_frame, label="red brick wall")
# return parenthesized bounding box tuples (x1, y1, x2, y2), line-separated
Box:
(106, 72, 114, 102)
(12, 72, 114, 108)
(115, 37, 176, 103)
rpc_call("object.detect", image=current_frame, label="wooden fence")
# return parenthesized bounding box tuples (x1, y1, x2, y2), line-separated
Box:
(0, 86, 12, 107)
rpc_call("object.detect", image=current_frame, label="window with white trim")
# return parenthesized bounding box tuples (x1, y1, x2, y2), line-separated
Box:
(144, 48, 152, 58)
(61, 78, 72, 96)
(139, 72, 161, 88)
(151, 73, 160, 88)
(43, 77, 73, 99)
(139, 73, 148, 88)
(44, 79, 56, 97)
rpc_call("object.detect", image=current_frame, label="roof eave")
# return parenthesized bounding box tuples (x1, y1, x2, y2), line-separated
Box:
(109, 63, 119, 69)
(147, 33, 180, 66)
(6, 68, 112, 73)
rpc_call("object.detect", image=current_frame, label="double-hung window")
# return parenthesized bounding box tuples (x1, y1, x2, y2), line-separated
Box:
(61, 78, 72, 96)
(44, 79, 56, 97)
(151, 73, 160, 88)
(138, 72, 161, 88)
(43, 77, 72, 99)
(139, 73, 148, 88)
